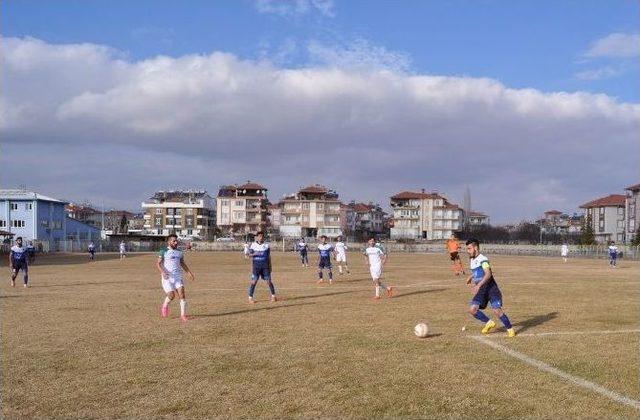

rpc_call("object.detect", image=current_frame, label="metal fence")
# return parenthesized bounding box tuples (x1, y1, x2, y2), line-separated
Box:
(2, 239, 638, 260)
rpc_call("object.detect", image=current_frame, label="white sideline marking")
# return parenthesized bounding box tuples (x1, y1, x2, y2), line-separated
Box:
(480, 329, 640, 338)
(470, 335, 640, 411)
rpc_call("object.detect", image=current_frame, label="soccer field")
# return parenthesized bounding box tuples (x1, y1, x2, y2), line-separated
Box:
(2, 251, 639, 418)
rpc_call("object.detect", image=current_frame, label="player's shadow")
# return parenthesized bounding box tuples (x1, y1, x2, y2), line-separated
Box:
(192, 302, 316, 318)
(19, 253, 148, 266)
(34, 280, 130, 288)
(393, 288, 448, 299)
(284, 290, 363, 302)
(513, 311, 559, 334)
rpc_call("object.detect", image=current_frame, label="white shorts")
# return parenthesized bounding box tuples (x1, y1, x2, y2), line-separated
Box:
(561, 251, 568, 257)
(161, 276, 184, 293)
(369, 265, 382, 280)
(335, 253, 347, 263)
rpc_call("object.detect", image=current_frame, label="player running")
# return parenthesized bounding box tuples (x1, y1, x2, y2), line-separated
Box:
(561, 243, 569, 263)
(465, 238, 515, 337)
(334, 235, 350, 275)
(247, 231, 278, 303)
(446, 234, 465, 275)
(9, 237, 30, 288)
(316, 235, 334, 284)
(364, 237, 393, 299)
(157, 234, 195, 322)
(608, 241, 618, 268)
(119, 241, 127, 259)
(88, 242, 96, 261)
(297, 238, 309, 267)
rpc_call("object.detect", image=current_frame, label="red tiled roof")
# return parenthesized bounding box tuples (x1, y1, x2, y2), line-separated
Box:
(391, 191, 440, 200)
(469, 211, 487, 217)
(238, 182, 266, 190)
(351, 203, 374, 212)
(625, 183, 640, 192)
(544, 210, 562, 215)
(299, 185, 328, 194)
(580, 194, 626, 208)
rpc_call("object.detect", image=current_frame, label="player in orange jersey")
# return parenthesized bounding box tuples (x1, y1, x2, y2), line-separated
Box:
(446, 233, 465, 275)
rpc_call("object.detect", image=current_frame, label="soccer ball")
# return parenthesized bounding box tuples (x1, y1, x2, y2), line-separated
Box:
(414, 323, 429, 338)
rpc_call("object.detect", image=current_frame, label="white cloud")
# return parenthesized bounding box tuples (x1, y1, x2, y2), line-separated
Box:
(1, 36, 639, 222)
(307, 38, 411, 72)
(584, 32, 640, 58)
(574, 66, 622, 81)
(255, 0, 335, 18)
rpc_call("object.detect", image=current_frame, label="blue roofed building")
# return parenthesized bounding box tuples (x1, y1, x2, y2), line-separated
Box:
(0, 189, 101, 249)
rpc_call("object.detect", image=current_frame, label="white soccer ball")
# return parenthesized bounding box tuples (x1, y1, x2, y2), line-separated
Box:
(414, 323, 429, 338)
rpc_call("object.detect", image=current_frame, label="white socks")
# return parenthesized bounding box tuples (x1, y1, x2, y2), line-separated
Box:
(163, 296, 171, 307)
(180, 299, 187, 316)
(338, 266, 343, 274)
(375, 286, 380, 297)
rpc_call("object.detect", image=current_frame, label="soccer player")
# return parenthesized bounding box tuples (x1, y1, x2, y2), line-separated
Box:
(242, 242, 250, 259)
(561, 243, 569, 263)
(88, 241, 96, 261)
(248, 231, 278, 303)
(334, 235, 350, 275)
(608, 241, 618, 268)
(465, 238, 515, 337)
(297, 238, 309, 267)
(446, 234, 465, 275)
(363, 237, 393, 299)
(157, 234, 195, 322)
(26, 241, 36, 264)
(119, 241, 127, 259)
(9, 237, 29, 288)
(316, 235, 334, 284)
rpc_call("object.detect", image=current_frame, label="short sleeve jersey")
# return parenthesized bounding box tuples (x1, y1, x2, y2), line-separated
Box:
(10, 246, 27, 264)
(470, 254, 492, 285)
(318, 244, 333, 260)
(88, 244, 95, 251)
(120, 243, 126, 252)
(608, 245, 618, 256)
(250, 242, 271, 269)
(334, 242, 348, 255)
(158, 247, 183, 278)
(298, 242, 308, 252)
(364, 246, 384, 266)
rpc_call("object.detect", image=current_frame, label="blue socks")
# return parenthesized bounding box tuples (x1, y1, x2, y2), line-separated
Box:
(499, 314, 512, 329)
(474, 311, 490, 323)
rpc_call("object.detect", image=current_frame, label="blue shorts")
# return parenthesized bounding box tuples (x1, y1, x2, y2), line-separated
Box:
(609, 253, 617, 260)
(319, 258, 332, 269)
(12, 261, 28, 274)
(471, 279, 503, 309)
(252, 267, 271, 281)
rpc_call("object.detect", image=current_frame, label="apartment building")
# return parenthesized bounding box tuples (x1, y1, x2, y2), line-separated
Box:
(390, 190, 462, 240)
(279, 185, 342, 238)
(216, 182, 269, 237)
(625, 183, 640, 242)
(142, 190, 216, 239)
(467, 211, 490, 226)
(579, 194, 626, 243)
(343, 202, 385, 239)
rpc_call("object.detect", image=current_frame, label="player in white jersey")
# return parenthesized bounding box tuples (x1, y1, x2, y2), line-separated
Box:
(363, 237, 394, 299)
(333, 235, 350, 275)
(157, 234, 195, 322)
(560, 243, 569, 263)
(119, 241, 127, 259)
(243, 242, 250, 259)
(608, 242, 618, 268)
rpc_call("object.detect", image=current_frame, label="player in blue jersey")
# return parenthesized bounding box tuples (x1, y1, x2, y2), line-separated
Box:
(316, 235, 334, 284)
(297, 238, 309, 267)
(9, 237, 29, 288)
(465, 238, 515, 337)
(248, 231, 278, 303)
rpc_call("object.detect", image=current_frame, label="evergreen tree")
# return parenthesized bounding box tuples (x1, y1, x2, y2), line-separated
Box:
(631, 226, 640, 247)
(580, 214, 595, 245)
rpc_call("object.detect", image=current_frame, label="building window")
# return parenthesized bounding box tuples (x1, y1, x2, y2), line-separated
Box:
(25, 203, 33, 211)
(157, 229, 162, 235)
(0, 220, 5, 227)
(155, 217, 162, 226)
(318, 204, 324, 211)
(10, 203, 18, 210)
(235, 200, 243, 207)
(12, 220, 25, 228)
(617, 220, 624, 228)
(175, 208, 182, 215)
(155, 208, 162, 215)
(187, 229, 193, 235)
(186, 208, 193, 215)
(221, 200, 229, 206)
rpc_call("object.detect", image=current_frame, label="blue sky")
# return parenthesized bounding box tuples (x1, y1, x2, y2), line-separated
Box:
(1, 1, 639, 222)
(4, 0, 639, 101)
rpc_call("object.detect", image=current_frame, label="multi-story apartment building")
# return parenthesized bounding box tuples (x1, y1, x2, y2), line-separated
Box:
(390, 190, 462, 240)
(66, 203, 103, 228)
(467, 211, 490, 226)
(103, 210, 137, 234)
(580, 194, 626, 243)
(625, 183, 640, 242)
(142, 190, 216, 239)
(216, 182, 269, 237)
(0, 189, 101, 245)
(343, 202, 385, 239)
(279, 185, 342, 238)
(267, 204, 281, 233)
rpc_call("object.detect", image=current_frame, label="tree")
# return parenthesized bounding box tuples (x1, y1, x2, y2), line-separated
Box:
(120, 214, 128, 234)
(515, 222, 540, 244)
(580, 214, 595, 245)
(631, 226, 640, 247)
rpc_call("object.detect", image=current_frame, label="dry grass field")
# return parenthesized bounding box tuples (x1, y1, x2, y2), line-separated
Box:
(2, 250, 639, 418)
